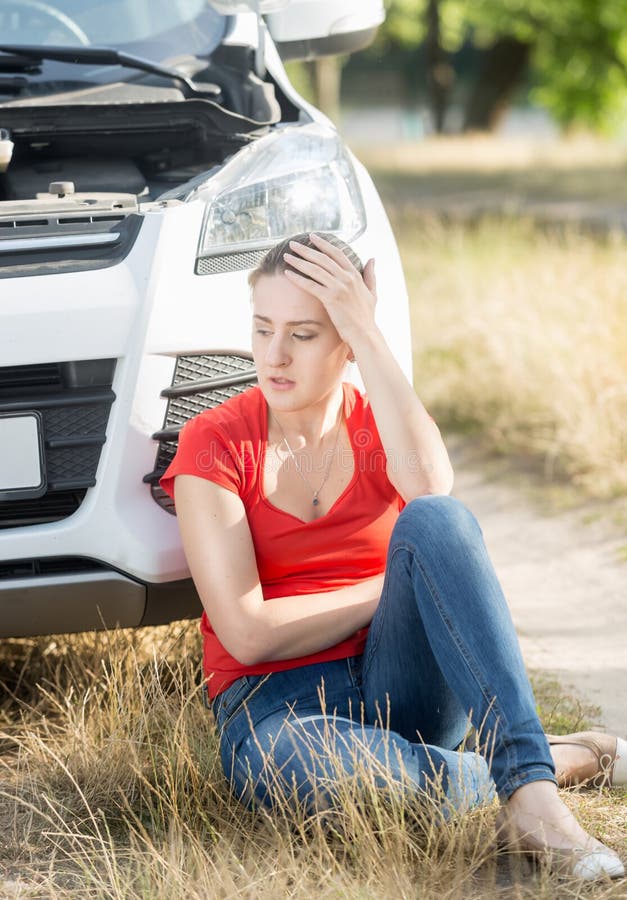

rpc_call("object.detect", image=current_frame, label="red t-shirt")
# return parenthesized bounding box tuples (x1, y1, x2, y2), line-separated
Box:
(160, 382, 404, 698)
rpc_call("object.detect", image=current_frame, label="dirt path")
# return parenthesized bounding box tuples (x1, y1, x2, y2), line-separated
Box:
(447, 435, 627, 737)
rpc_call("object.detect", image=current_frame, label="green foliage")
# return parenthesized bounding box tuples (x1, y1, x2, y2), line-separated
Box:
(378, 0, 426, 49)
(376, 0, 627, 132)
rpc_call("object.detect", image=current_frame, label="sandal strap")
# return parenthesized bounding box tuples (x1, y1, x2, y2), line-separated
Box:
(546, 732, 618, 786)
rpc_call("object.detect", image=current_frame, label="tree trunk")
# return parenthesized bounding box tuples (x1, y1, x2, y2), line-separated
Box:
(309, 57, 342, 123)
(463, 37, 531, 132)
(425, 0, 454, 133)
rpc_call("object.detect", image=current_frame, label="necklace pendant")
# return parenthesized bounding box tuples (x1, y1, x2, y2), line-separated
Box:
(312, 495, 319, 506)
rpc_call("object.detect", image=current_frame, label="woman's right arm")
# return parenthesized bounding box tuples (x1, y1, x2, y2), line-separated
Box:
(174, 475, 383, 667)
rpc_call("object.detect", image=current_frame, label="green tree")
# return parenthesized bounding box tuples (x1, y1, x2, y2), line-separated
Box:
(376, 0, 627, 133)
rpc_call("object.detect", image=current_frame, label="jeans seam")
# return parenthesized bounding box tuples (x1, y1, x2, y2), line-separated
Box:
(499, 765, 558, 799)
(219, 722, 248, 801)
(360, 578, 392, 681)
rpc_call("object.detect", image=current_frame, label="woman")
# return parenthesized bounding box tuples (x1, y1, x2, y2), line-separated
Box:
(161, 232, 626, 881)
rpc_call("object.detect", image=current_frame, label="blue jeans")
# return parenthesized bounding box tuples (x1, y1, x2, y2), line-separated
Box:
(211, 496, 556, 815)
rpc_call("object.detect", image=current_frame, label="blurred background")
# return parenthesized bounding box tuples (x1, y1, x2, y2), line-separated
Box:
(287, 0, 627, 508)
(288, 0, 627, 141)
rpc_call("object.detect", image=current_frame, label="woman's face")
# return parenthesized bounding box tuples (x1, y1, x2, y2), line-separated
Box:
(251, 273, 351, 413)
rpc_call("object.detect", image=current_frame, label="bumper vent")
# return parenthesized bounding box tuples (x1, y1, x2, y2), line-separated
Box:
(0, 491, 87, 529)
(195, 250, 268, 275)
(0, 363, 63, 392)
(144, 352, 257, 513)
(0, 359, 116, 528)
(0, 557, 108, 580)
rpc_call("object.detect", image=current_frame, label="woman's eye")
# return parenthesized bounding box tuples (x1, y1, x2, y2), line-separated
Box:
(293, 334, 315, 341)
(255, 329, 271, 336)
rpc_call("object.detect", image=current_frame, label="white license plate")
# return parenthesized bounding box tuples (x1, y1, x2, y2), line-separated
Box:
(0, 413, 45, 496)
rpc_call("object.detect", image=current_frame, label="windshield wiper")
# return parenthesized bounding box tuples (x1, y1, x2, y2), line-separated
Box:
(0, 53, 41, 73)
(0, 44, 220, 97)
(0, 75, 30, 94)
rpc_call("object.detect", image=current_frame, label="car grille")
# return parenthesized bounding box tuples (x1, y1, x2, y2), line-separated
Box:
(0, 359, 116, 528)
(144, 352, 257, 513)
(0, 214, 142, 279)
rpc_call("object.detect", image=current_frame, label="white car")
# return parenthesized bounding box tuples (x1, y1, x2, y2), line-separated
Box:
(0, 0, 412, 637)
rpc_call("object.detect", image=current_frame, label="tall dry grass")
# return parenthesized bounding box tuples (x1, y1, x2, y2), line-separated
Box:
(396, 215, 627, 500)
(0, 624, 625, 898)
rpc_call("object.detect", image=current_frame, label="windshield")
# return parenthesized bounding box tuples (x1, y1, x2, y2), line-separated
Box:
(0, 0, 227, 70)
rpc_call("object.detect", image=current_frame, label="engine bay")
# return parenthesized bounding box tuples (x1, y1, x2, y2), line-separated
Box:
(0, 46, 283, 204)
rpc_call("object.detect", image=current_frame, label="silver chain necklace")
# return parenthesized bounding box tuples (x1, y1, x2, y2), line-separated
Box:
(271, 409, 343, 507)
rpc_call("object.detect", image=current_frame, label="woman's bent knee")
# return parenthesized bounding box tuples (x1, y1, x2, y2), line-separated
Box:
(393, 495, 482, 546)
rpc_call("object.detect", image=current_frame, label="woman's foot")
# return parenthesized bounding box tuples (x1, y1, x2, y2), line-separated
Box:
(548, 732, 627, 788)
(498, 780, 624, 881)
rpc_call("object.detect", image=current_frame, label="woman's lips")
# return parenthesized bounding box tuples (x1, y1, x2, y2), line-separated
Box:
(268, 377, 295, 390)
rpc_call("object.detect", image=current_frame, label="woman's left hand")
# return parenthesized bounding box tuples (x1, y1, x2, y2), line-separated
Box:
(283, 233, 377, 346)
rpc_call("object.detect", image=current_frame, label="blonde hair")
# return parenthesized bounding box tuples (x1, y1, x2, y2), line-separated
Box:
(248, 232, 363, 290)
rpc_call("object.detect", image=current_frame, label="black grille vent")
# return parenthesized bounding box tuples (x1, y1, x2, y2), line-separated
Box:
(0, 214, 127, 231)
(195, 250, 268, 275)
(144, 352, 257, 514)
(0, 556, 107, 579)
(0, 214, 141, 279)
(0, 363, 62, 392)
(0, 359, 116, 527)
(0, 491, 87, 530)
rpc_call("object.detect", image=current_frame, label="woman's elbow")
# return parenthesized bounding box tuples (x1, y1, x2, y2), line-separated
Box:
(391, 464, 454, 502)
(230, 646, 261, 668)
(233, 626, 274, 666)
(426, 465, 454, 496)
(219, 618, 271, 668)
(403, 480, 453, 503)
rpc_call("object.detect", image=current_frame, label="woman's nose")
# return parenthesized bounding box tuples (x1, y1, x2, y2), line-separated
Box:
(266, 333, 291, 367)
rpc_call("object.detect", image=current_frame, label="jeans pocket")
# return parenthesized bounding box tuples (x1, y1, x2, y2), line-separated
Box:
(214, 674, 269, 736)
(213, 677, 252, 722)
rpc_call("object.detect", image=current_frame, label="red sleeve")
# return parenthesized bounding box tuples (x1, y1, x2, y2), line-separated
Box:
(159, 413, 242, 501)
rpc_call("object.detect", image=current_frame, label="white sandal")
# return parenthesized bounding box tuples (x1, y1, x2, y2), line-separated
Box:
(496, 808, 625, 881)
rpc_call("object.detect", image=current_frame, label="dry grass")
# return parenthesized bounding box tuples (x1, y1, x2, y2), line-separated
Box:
(0, 624, 625, 898)
(353, 137, 627, 502)
(400, 215, 627, 499)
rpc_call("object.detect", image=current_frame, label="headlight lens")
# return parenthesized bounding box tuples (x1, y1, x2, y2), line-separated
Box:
(194, 123, 366, 258)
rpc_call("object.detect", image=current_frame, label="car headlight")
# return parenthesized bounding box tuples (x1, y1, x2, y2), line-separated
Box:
(194, 123, 366, 259)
